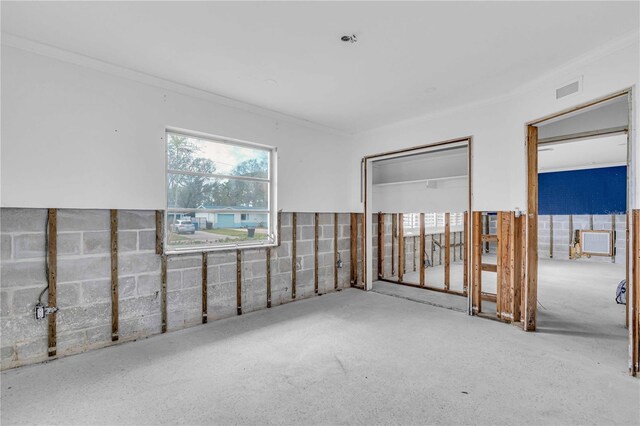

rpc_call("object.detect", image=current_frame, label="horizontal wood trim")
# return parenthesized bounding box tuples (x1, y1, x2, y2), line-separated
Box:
(481, 263, 498, 273)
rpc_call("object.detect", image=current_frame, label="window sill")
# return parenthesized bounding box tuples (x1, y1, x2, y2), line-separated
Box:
(164, 240, 278, 255)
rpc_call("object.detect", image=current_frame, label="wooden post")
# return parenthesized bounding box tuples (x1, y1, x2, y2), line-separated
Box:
(420, 213, 425, 287)
(472, 211, 482, 314)
(398, 213, 404, 282)
(350, 213, 358, 286)
(444, 212, 451, 291)
(525, 125, 538, 331)
(266, 247, 272, 308)
(513, 214, 525, 323)
(155, 210, 163, 255)
(463, 211, 469, 293)
(202, 252, 208, 323)
(334, 213, 339, 290)
(236, 249, 242, 315)
(47, 208, 57, 357)
(161, 254, 167, 333)
(378, 213, 385, 279)
(292, 213, 297, 298)
(314, 213, 319, 294)
(391, 214, 397, 276)
(110, 210, 119, 341)
(497, 212, 516, 321)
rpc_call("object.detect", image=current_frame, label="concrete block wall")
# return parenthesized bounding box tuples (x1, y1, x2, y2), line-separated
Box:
(0, 209, 353, 370)
(538, 214, 626, 263)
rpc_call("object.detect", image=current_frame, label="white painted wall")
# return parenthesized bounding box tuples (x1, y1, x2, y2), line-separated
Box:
(372, 177, 468, 213)
(1, 46, 353, 211)
(350, 36, 640, 212)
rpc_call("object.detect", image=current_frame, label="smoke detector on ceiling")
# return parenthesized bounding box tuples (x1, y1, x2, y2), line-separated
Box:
(341, 34, 357, 43)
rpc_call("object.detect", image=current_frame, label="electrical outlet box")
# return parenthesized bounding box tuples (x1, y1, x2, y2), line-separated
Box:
(35, 303, 46, 320)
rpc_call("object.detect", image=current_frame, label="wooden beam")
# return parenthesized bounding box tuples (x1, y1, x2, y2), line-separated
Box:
(472, 211, 482, 314)
(292, 212, 297, 298)
(110, 209, 119, 342)
(398, 213, 404, 282)
(47, 208, 57, 357)
(350, 213, 358, 286)
(314, 213, 319, 294)
(155, 210, 163, 255)
(334, 213, 339, 290)
(420, 213, 425, 287)
(391, 214, 397, 276)
(378, 213, 385, 279)
(236, 249, 242, 315)
(444, 212, 451, 291)
(481, 292, 497, 303)
(202, 252, 208, 323)
(379, 278, 466, 297)
(161, 254, 167, 333)
(463, 211, 468, 293)
(525, 125, 538, 331)
(266, 247, 272, 308)
(481, 263, 497, 273)
(482, 234, 498, 243)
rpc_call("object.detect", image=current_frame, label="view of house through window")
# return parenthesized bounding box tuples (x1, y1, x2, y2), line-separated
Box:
(166, 131, 275, 252)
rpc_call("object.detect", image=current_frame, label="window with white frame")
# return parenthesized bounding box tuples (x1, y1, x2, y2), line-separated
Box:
(165, 130, 276, 252)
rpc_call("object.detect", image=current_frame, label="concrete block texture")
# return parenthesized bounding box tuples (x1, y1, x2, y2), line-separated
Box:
(0, 208, 354, 370)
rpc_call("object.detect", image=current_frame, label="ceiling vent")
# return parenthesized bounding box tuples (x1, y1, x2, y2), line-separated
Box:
(556, 77, 582, 100)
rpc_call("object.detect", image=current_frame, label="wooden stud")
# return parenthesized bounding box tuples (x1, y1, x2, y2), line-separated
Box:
(378, 213, 385, 279)
(292, 213, 297, 298)
(398, 213, 404, 282)
(350, 213, 358, 286)
(513, 214, 525, 323)
(472, 211, 482, 314)
(266, 247, 272, 308)
(420, 213, 425, 287)
(497, 212, 516, 321)
(47, 208, 57, 357)
(202, 252, 208, 323)
(334, 213, 339, 290)
(161, 254, 167, 333)
(525, 125, 538, 331)
(110, 209, 119, 342)
(277, 211, 282, 246)
(463, 211, 468, 293)
(453, 231, 457, 262)
(391, 214, 397, 276)
(236, 249, 242, 315)
(314, 213, 319, 294)
(361, 213, 366, 286)
(632, 210, 640, 375)
(412, 236, 416, 271)
(155, 210, 163, 255)
(444, 212, 451, 291)
(549, 215, 554, 258)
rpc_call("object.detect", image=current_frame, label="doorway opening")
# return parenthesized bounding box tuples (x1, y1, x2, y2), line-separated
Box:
(525, 90, 637, 375)
(363, 138, 472, 312)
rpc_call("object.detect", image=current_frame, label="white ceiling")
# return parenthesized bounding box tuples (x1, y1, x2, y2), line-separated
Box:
(2, 1, 638, 133)
(538, 133, 627, 172)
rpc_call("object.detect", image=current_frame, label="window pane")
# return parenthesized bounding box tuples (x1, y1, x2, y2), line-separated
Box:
(168, 174, 268, 210)
(167, 133, 269, 178)
(166, 213, 270, 250)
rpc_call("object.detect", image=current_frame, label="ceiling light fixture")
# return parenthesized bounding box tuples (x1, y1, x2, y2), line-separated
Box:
(341, 34, 357, 43)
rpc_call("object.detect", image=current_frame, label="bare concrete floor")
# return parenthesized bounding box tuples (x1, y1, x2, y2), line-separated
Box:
(2, 269, 638, 425)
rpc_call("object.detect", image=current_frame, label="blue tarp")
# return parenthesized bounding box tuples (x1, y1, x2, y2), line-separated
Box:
(538, 166, 626, 215)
